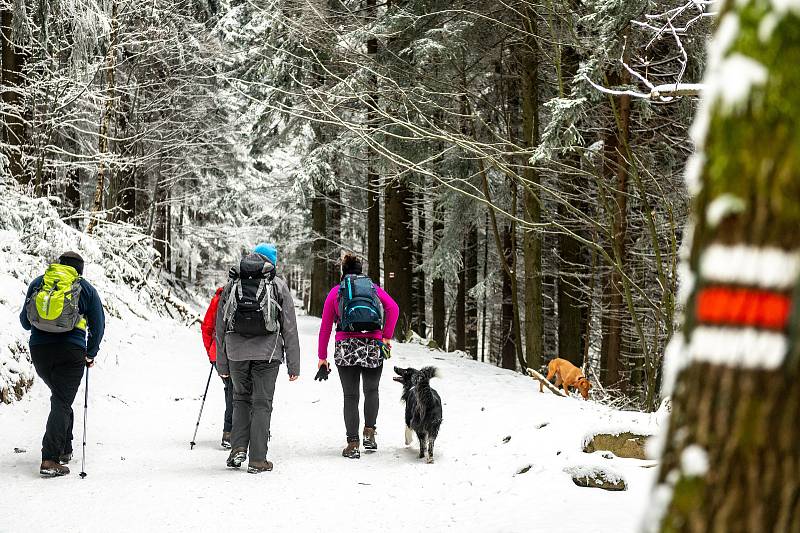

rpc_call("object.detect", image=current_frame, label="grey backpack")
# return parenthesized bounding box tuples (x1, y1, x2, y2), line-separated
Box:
(222, 254, 281, 337)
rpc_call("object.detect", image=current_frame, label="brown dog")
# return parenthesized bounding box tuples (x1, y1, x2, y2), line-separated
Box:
(539, 358, 592, 400)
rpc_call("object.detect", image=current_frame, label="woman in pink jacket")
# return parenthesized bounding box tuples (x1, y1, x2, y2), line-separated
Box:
(317, 254, 399, 459)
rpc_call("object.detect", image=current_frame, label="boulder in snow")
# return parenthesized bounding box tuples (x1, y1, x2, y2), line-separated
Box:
(583, 431, 650, 460)
(566, 465, 627, 491)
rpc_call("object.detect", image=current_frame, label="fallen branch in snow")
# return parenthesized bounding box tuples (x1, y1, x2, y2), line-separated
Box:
(159, 288, 202, 326)
(526, 368, 568, 398)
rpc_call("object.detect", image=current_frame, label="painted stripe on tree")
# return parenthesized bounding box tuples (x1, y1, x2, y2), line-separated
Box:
(695, 286, 791, 330)
(689, 326, 787, 369)
(700, 244, 800, 289)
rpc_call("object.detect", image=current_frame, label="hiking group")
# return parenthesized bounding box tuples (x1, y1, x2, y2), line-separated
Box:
(20, 244, 398, 477)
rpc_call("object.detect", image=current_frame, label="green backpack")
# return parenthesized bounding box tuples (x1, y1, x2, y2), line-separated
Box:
(25, 263, 86, 333)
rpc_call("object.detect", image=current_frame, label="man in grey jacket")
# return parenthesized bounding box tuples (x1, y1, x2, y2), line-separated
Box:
(215, 244, 300, 473)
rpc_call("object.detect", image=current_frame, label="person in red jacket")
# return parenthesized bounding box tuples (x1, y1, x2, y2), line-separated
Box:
(201, 286, 233, 449)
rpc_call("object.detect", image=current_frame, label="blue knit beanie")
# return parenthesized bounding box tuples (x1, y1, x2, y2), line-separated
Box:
(253, 243, 278, 265)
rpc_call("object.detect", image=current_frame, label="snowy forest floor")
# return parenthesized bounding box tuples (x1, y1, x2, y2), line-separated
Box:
(0, 310, 661, 532)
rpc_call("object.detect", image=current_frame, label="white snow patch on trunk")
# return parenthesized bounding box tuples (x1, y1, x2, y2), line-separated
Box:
(680, 444, 709, 476)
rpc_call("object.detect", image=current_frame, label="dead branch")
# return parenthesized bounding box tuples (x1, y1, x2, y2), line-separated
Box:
(526, 368, 568, 398)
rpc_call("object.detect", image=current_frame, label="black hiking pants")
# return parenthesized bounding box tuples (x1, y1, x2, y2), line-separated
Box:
(221, 375, 233, 433)
(337, 364, 383, 441)
(229, 359, 280, 462)
(213, 365, 233, 433)
(30, 343, 86, 462)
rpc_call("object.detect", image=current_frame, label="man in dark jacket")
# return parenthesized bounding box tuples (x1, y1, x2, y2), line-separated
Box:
(215, 243, 300, 474)
(20, 251, 106, 477)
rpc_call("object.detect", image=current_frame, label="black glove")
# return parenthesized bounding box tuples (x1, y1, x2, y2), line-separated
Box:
(314, 364, 331, 381)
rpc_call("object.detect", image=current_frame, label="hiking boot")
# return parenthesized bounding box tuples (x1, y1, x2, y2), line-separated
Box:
(226, 447, 247, 468)
(40, 460, 70, 477)
(247, 460, 273, 474)
(221, 432, 232, 449)
(342, 440, 360, 459)
(363, 427, 377, 451)
(58, 453, 72, 465)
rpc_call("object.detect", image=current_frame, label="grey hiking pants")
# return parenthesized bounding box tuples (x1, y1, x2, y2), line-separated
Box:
(229, 359, 280, 462)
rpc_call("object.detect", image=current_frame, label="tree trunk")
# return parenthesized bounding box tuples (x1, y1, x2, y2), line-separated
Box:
(309, 186, 328, 317)
(328, 187, 341, 287)
(1, 9, 26, 184)
(456, 252, 466, 352)
(114, 92, 136, 222)
(481, 212, 489, 362)
(600, 68, 632, 389)
(414, 192, 427, 337)
(651, 3, 800, 530)
(87, 0, 119, 234)
(153, 179, 167, 266)
(558, 174, 587, 365)
(432, 199, 446, 348)
(384, 178, 413, 338)
(366, 0, 381, 280)
(465, 224, 479, 358)
(500, 218, 517, 370)
(518, 7, 544, 372)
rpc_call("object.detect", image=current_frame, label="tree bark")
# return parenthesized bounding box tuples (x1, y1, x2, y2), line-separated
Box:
(1, 8, 26, 184)
(384, 177, 413, 338)
(518, 6, 544, 372)
(366, 0, 381, 280)
(327, 187, 341, 287)
(465, 224, 479, 358)
(481, 212, 489, 362)
(414, 192, 427, 337)
(87, 0, 119, 234)
(652, 2, 800, 529)
(456, 251, 466, 352)
(309, 186, 328, 317)
(558, 181, 587, 365)
(500, 215, 517, 370)
(432, 198, 446, 348)
(600, 68, 632, 389)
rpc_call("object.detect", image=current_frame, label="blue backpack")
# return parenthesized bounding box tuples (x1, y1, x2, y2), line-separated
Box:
(337, 275, 383, 332)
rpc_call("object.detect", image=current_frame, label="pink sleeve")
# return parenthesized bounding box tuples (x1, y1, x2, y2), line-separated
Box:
(376, 286, 400, 339)
(317, 286, 339, 359)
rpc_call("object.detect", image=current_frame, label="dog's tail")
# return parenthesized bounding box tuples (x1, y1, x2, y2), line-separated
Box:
(419, 366, 438, 381)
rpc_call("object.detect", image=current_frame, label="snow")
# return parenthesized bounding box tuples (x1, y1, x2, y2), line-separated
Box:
(770, 0, 800, 16)
(680, 445, 709, 476)
(705, 193, 746, 227)
(0, 311, 661, 532)
(711, 53, 768, 111)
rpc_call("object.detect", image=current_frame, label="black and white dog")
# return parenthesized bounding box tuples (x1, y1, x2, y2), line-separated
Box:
(393, 366, 443, 464)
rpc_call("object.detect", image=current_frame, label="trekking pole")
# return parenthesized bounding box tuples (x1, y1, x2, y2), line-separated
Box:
(80, 366, 89, 479)
(190, 364, 214, 450)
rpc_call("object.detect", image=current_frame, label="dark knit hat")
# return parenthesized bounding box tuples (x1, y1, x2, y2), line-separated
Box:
(341, 254, 363, 277)
(58, 251, 85, 275)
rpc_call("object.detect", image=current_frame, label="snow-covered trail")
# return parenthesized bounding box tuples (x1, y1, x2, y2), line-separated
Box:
(0, 313, 658, 533)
